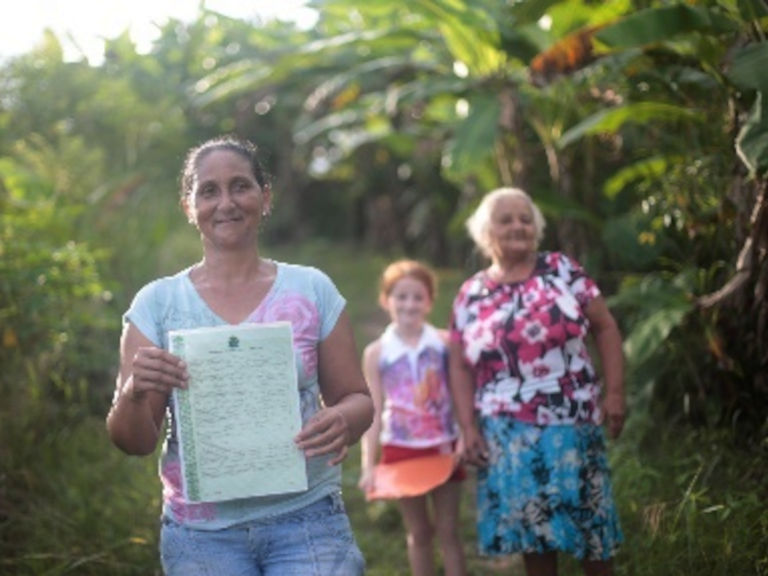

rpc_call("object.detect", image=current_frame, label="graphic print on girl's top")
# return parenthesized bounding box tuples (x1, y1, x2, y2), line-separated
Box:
(378, 324, 458, 447)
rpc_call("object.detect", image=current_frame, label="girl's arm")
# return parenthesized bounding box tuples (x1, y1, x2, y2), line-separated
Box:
(358, 340, 384, 491)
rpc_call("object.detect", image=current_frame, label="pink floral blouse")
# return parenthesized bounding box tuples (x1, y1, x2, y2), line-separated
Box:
(449, 252, 603, 426)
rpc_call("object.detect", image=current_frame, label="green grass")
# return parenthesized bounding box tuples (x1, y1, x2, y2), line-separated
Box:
(2, 241, 767, 575)
(0, 415, 163, 575)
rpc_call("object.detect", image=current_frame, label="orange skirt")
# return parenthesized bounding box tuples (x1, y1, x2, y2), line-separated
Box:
(366, 443, 465, 501)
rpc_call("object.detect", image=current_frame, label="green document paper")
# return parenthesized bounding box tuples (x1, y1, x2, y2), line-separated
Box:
(169, 322, 308, 502)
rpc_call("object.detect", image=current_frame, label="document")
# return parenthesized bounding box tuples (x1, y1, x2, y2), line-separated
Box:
(169, 322, 308, 502)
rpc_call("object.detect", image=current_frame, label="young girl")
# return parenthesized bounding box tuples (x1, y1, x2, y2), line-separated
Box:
(358, 260, 467, 576)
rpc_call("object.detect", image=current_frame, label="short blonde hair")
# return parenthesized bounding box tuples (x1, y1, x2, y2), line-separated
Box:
(378, 260, 437, 309)
(465, 187, 546, 258)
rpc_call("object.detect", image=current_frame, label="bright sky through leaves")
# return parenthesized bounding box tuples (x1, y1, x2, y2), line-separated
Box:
(0, 0, 316, 63)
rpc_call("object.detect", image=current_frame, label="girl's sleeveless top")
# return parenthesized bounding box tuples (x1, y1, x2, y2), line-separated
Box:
(378, 324, 458, 448)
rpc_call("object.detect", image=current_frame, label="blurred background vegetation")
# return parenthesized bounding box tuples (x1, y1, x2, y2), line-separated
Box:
(1, 0, 767, 574)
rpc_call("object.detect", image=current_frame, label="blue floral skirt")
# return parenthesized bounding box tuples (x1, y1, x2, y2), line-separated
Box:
(476, 416, 623, 560)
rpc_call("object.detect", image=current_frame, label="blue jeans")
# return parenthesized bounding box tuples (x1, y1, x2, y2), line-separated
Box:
(160, 493, 366, 575)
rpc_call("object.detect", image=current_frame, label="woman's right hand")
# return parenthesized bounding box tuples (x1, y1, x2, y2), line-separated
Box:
(460, 426, 490, 467)
(109, 328, 188, 455)
(127, 346, 188, 401)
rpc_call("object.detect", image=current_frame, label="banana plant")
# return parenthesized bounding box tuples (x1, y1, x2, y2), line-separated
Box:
(539, 0, 768, 431)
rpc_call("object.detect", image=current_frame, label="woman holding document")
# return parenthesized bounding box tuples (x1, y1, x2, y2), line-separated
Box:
(107, 135, 373, 575)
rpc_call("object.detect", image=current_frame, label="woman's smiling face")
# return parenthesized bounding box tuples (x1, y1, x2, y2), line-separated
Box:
(184, 149, 271, 249)
(487, 195, 538, 261)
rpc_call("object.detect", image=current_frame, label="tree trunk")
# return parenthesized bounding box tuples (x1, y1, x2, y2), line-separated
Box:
(497, 85, 528, 189)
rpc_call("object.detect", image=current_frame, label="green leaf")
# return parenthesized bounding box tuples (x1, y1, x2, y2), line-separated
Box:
(737, 0, 768, 20)
(727, 44, 768, 93)
(527, 187, 603, 227)
(623, 304, 691, 367)
(506, 0, 563, 25)
(602, 214, 664, 269)
(412, 0, 506, 76)
(595, 5, 739, 50)
(607, 272, 696, 315)
(736, 92, 768, 178)
(294, 106, 372, 144)
(558, 103, 704, 148)
(447, 95, 500, 174)
(603, 155, 683, 198)
(500, 23, 553, 64)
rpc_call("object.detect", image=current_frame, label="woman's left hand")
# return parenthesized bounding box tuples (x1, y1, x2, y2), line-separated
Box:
(295, 407, 351, 466)
(601, 392, 626, 439)
(459, 425, 490, 467)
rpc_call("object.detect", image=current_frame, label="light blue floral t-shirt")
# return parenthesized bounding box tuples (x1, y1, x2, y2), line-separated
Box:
(124, 261, 345, 530)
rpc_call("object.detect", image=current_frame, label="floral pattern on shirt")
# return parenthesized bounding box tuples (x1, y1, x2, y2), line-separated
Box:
(450, 252, 602, 425)
(249, 291, 320, 378)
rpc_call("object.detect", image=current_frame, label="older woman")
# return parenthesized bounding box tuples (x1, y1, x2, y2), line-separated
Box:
(448, 187, 625, 576)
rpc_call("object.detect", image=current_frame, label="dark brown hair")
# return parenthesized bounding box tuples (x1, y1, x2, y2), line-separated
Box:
(179, 135, 269, 200)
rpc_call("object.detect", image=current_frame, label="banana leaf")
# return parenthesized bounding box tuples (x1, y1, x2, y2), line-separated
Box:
(595, 4, 738, 50)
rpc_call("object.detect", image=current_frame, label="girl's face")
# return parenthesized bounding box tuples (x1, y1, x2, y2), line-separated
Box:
(183, 150, 271, 249)
(487, 195, 537, 260)
(384, 276, 432, 330)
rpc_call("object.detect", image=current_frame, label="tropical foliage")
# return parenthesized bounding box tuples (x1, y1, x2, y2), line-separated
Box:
(1, 1, 766, 574)
(192, 0, 768, 438)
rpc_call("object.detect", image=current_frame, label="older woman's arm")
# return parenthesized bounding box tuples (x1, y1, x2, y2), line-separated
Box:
(585, 295, 626, 439)
(296, 309, 374, 465)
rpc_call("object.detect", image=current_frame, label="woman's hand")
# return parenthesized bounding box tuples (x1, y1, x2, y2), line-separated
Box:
(127, 346, 188, 401)
(295, 406, 351, 466)
(585, 296, 626, 440)
(601, 392, 626, 440)
(460, 426, 490, 467)
(109, 325, 187, 456)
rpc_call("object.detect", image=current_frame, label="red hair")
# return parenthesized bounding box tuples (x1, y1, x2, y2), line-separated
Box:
(378, 260, 437, 308)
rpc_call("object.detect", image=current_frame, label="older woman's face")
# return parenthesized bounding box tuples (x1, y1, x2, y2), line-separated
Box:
(487, 196, 537, 260)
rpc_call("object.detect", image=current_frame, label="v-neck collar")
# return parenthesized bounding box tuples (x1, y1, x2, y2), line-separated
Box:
(182, 260, 283, 325)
